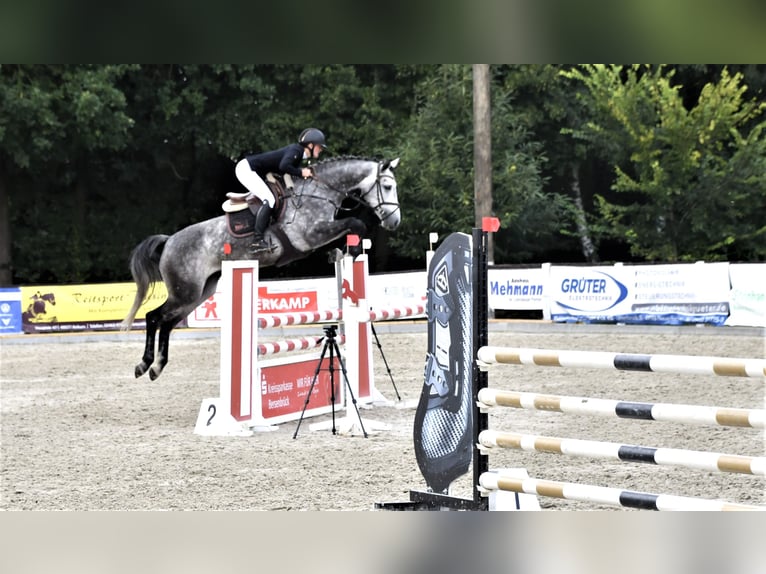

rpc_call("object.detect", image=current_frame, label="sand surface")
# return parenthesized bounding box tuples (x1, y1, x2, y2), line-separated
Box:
(2, 324, 764, 510)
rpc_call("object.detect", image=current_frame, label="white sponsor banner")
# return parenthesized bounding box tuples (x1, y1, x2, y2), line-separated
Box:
(549, 262, 731, 325)
(549, 265, 633, 321)
(629, 262, 730, 324)
(488, 267, 546, 311)
(726, 263, 766, 327)
(367, 271, 427, 311)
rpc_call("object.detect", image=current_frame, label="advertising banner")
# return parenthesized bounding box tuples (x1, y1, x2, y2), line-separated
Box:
(18, 283, 168, 333)
(549, 262, 730, 325)
(549, 265, 632, 322)
(0, 288, 22, 334)
(487, 267, 546, 311)
(10, 261, 761, 334)
(628, 262, 730, 325)
(366, 270, 427, 313)
(726, 263, 766, 327)
(255, 353, 341, 426)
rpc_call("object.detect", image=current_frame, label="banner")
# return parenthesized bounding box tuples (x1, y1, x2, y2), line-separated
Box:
(366, 271, 427, 313)
(0, 288, 22, 334)
(255, 353, 341, 426)
(726, 263, 766, 327)
(8, 261, 763, 334)
(487, 267, 546, 311)
(19, 283, 168, 333)
(549, 262, 731, 325)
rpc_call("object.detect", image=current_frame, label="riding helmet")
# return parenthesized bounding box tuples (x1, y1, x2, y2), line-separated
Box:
(298, 128, 327, 149)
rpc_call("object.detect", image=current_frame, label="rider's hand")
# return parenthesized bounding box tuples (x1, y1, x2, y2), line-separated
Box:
(301, 167, 312, 179)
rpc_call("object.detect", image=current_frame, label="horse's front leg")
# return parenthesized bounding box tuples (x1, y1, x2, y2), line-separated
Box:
(312, 218, 367, 245)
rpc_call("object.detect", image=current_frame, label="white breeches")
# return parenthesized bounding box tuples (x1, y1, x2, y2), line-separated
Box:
(235, 159, 275, 208)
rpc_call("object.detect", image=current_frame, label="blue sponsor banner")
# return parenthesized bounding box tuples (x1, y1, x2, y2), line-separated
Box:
(0, 288, 22, 334)
(549, 263, 730, 326)
(549, 266, 631, 323)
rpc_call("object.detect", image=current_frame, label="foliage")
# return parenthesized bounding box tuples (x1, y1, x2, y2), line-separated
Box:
(1, 64, 765, 286)
(563, 64, 766, 262)
(391, 65, 566, 263)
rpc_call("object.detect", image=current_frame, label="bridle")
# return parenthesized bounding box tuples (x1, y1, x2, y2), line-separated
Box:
(308, 161, 401, 223)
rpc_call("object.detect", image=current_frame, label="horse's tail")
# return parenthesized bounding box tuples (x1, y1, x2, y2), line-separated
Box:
(121, 234, 169, 331)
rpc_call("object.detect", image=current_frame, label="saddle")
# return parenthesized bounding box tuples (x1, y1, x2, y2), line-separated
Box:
(221, 173, 292, 237)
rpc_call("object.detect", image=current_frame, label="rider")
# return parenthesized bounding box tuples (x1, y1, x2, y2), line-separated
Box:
(235, 128, 328, 252)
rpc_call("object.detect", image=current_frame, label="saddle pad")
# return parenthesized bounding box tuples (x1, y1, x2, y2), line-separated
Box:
(226, 210, 255, 237)
(222, 198, 250, 212)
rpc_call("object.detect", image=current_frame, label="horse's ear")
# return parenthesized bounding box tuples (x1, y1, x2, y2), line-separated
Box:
(381, 158, 400, 172)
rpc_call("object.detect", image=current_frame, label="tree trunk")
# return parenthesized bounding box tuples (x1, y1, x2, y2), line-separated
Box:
(0, 160, 12, 286)
(571, 163, 599, 263)
(473, 64, 494, 263)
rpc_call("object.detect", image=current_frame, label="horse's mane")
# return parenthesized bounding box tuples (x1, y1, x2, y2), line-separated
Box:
(311, 155, 380, 170)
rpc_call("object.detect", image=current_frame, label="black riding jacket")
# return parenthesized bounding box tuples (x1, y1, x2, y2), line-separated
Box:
(245, 143, 305, 178)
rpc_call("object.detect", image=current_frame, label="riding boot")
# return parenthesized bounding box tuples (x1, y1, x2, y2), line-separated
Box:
(249, 200, 272, 253)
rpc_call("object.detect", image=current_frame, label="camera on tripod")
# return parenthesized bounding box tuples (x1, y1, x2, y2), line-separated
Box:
(293, 322, 368, 439)
(323, 324, 337, 338)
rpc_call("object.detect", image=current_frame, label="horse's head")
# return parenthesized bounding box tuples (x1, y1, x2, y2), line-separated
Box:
(312, 157, 402, 232)
(366, 158, 402, 231)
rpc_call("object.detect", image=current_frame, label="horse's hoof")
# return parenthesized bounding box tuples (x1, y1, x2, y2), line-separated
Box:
(135, 364, 148, 378)
(149, 366, 163, 381)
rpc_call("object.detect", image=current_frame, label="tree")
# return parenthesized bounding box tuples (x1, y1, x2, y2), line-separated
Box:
(391, 65, 563, 264)
(0, 64, 136, 285)
(2, 65, 424, 284)
(495, 65, 603, 262)
(563, 64, 766, 262)
(6, 65, 763, 286)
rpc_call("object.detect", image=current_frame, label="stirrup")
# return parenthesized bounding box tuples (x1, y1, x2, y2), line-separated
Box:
(248, 238, 270, 253)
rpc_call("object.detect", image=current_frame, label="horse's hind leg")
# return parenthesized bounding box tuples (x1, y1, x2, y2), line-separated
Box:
(148, 273, 221, 380)
(148, 313, 186, 381)
(135, 306, 161, 378)
(134, 301, 183, 380)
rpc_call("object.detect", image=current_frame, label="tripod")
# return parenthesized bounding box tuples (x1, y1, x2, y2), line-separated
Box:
(293, 324, 368, 439)
(369, 321, 401, 401)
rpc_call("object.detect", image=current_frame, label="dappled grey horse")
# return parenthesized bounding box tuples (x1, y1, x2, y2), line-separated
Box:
(122, 156, 401, 380)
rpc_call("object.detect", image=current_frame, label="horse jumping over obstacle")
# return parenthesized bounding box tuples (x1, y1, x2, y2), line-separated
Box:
(121, 156, 401, 381)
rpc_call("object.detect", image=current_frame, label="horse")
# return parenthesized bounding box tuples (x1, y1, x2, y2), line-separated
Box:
(122, 156, 401, 380)
(22, 292, 57, 324)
